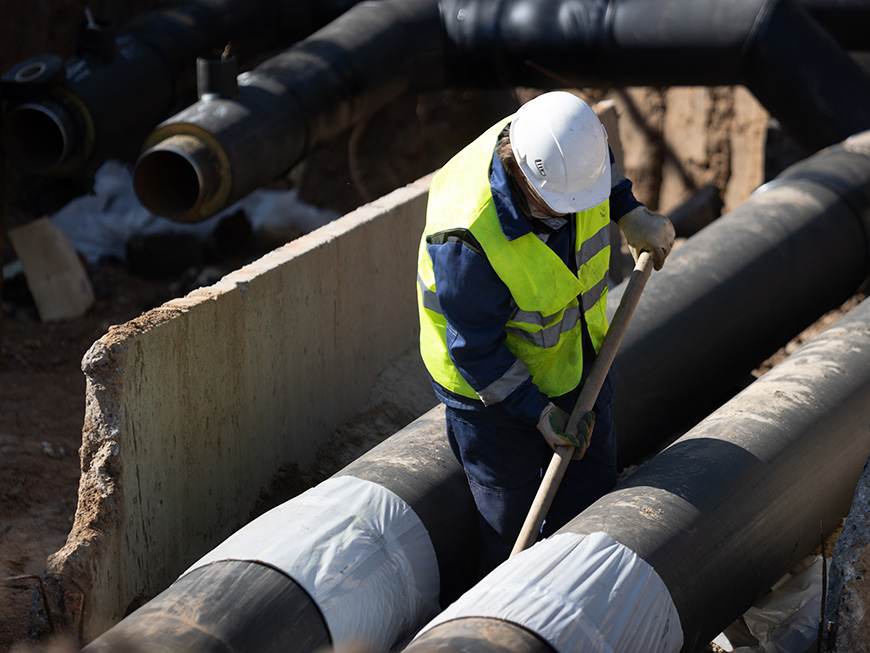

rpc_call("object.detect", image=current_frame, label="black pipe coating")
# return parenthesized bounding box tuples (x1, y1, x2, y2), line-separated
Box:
(82, 560, 332, 652)
(610, 129, 870, 468)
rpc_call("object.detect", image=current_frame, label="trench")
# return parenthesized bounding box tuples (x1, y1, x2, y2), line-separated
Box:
(4, 0, 870, 651)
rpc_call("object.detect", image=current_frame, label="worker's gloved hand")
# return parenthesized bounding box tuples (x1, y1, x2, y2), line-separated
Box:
(536, 402, 595, 460)
(617, 206, 676, 271)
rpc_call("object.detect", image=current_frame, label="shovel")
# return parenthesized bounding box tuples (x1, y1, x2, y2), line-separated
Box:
(510, 251, 654, 557)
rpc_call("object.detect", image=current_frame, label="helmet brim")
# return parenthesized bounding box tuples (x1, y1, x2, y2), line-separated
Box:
(517, 156, 611, 215)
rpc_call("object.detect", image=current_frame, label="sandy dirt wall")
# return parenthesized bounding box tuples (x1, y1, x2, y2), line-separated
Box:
(605, 86, 770, 217)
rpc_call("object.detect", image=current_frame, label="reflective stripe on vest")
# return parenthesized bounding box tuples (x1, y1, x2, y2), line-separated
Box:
(418, 118, 611, 401)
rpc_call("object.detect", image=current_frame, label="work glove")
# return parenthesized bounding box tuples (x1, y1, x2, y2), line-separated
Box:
(617, 206, 676, 271)
(536, 402, 596, 460)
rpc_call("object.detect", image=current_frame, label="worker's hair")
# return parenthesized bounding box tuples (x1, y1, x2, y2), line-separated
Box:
(495, 125, 516, 176)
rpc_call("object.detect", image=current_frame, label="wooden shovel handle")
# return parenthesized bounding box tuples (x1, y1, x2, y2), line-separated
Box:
(510, 252, 654, 557)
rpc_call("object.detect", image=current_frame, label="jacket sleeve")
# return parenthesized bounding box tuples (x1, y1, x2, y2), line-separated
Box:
(608, 147, 643, 221)
(428, 237, 549, 426)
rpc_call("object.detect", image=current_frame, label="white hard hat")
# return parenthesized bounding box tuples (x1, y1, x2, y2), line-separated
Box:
(510, 91, 610, 214)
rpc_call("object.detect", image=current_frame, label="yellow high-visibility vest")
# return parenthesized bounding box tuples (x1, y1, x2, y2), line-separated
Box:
(418, 118, 611, 401)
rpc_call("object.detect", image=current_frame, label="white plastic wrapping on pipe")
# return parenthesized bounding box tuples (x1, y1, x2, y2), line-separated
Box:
(416, 531, 682, 652)
(186, 475, 441, 649)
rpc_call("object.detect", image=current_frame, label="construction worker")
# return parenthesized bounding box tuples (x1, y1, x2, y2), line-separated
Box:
(417, 91, 675, 575)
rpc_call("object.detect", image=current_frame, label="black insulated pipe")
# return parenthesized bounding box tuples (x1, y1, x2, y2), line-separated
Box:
(0, 0, 365, 177)
(564, 294, 870, 651)
(610, 129, 870, 468)
(82, 560, 332, 652)
(744, 0, 870, 151)
(133, 0, 445, 222)
(131, 54, 240, 220)
(440, 0, 870, 154)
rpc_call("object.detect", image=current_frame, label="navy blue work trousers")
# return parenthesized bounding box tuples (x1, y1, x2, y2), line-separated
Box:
(445, 369, 618, 577)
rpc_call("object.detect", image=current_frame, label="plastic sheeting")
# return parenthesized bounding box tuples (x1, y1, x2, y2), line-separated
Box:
(416, 531, 682, 652)
(714, 556, 824, 653)
(186, 475, 440, 650)
(51, 159, 338, 264)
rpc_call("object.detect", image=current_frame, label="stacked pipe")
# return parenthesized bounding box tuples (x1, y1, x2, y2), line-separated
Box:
(132, 0, 870, 223)
(83, 129, 870, 650)
(0, 0, 363, 177)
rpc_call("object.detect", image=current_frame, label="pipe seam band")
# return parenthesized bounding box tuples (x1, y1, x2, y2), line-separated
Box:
(416, 531, 683, 652)
(184, 475, 441, 649)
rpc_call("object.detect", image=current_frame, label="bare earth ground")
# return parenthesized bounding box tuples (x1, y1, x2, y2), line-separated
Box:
(0, 263, 176, 651)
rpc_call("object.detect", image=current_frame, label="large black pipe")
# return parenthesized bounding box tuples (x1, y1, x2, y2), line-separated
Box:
(83, 406, 480, 651)
(0, 0, 363, 177)
(440, 0, 870, 153)
(405, 292, 870, 653)
(133, 0, 870, 222)
(610, 128, 870, 468)
(82, 561, 332, 652)
(133, 0, 444, 222)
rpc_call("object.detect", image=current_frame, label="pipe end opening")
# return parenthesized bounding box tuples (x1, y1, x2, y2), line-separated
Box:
(2, 104, 72, 175)
(134, 149, 203, 222)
